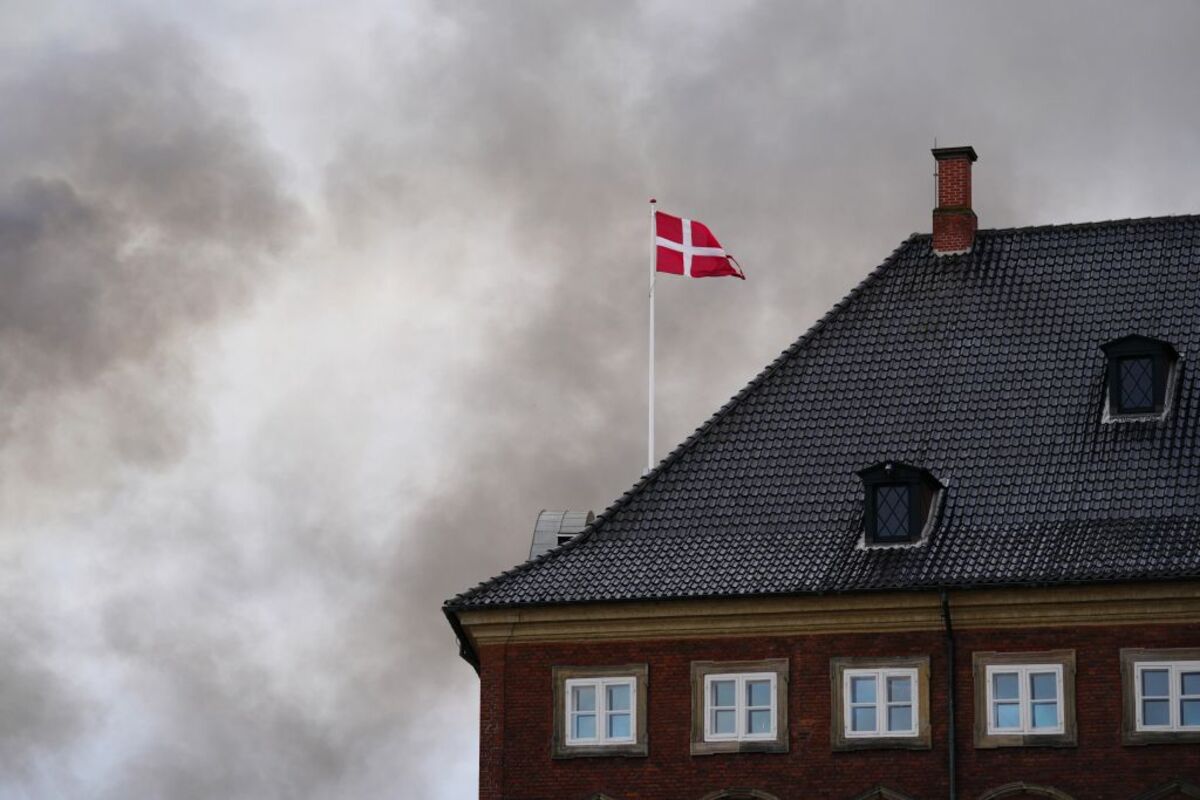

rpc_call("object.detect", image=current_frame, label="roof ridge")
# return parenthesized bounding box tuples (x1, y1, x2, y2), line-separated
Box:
(965, 211, 1200, 237)
(444, 231, 922, 609)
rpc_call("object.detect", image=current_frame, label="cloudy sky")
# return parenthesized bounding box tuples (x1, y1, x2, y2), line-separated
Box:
(3, 1, 1200, 797)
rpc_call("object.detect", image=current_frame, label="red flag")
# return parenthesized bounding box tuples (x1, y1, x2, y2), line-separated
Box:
(654, 211, 745, 279)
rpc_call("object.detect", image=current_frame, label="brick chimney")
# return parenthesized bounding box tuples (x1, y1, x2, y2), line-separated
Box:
(932, 146, 978, 255)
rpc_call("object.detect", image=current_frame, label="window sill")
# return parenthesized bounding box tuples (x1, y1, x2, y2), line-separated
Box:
(1103, 408, 1170, 424)
(832, 734, 930, 752)
(553, 742, 649, 759)
(1122, 729, 1200, 747)
(975, 731, 1075, 749)
(690, 738, 788, 756)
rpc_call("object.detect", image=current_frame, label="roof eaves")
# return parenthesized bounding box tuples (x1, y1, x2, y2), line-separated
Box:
(449, 570, 1200, 616)
(442, 604, 480, 674)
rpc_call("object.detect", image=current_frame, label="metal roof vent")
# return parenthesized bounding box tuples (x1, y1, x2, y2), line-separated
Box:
(528, 510, 593, 560)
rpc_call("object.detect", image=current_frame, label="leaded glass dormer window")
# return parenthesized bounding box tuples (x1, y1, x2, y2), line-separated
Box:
(1119, 357, 1155, 411)
(874, 485, 911, 541)
(857, 463, 943, 545)
(1101, 335, 1178, 418)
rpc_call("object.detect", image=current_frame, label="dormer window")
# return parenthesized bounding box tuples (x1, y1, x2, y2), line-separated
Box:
(858, 463, 942, 545)
(874, 485, 911, 540)
(1101, 336, 1178, 419)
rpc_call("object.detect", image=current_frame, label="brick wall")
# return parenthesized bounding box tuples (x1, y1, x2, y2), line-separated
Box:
(479, 643, 507, 800)
(932, 209, 977, 254)
(937, 157, 973, 209)
(477, 623, 1199, 800)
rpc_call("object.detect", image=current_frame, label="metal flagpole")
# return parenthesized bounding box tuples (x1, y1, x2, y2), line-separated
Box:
(647, 198, 657, 475)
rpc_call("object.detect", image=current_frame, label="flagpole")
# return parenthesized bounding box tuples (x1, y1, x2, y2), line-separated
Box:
(647, 198, 656, 475)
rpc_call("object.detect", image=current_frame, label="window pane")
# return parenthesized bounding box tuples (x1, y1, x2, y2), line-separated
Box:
(1032, 701, 1059, 729)
(1183, 699, 1200, 727)
(994, 702, 1020, 729)
(852, 706, 876, 732)
(1143, 698, 1170, 726)
(573, 713, 596, 739)
(748, 709, 772, 734)
(607, 712, 631, 739)
(1030, 672, 1058, 701)
(572, 685, 595, 712)
(1119, 357, 1155, 410)
(711, 680, 735, 707)
(607, 683, 631, 712)
(713, 709, 736, 734)
(1142, 669, 1170, 698)
(851, 675, 877, 703)
(1182, 672, 1200, 696)
(876, 485, 911, 539)
(746, 680, 771, 707)
(992, 672, 1019, 701)
(887, 704, 913, 732)
(887, 676, 912, 703)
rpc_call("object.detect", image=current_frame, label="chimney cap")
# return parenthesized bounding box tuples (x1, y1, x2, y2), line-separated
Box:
(932, 145, 978, 162)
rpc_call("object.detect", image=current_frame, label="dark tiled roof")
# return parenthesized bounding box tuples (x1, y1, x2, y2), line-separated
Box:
(448, 216, 1200, 609)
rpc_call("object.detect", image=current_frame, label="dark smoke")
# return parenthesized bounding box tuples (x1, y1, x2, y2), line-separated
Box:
(0, 26, 298, 475)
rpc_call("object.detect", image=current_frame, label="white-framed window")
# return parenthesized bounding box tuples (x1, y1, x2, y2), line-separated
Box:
(1134, 661, 1200, 732)
(985, 664, 1064, 735)
(690, 659, 789, 755)
(703, 672, 777, 742)
(564, 676, 636, 746)
(973, 650, 1075, 749)
(843, 668, 918, 738)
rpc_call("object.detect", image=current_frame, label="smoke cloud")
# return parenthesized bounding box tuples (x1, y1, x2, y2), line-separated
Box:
(3, 2, 1200, 798)
(0, 24, 299, 501)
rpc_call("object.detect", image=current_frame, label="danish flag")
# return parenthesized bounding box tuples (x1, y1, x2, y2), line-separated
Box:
(654, 211, 745, 279)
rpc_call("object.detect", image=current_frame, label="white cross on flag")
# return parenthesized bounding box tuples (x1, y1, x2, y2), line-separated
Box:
(654, 211, 745, 279)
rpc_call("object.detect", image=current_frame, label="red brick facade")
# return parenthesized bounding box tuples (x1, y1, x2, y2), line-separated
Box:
(931, 208, 977, 254)
(478, 623, 1200, 800)
(936, 155, 973, 209)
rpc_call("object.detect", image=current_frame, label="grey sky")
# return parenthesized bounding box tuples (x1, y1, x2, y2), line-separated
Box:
(2, 2, 1199, 797)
